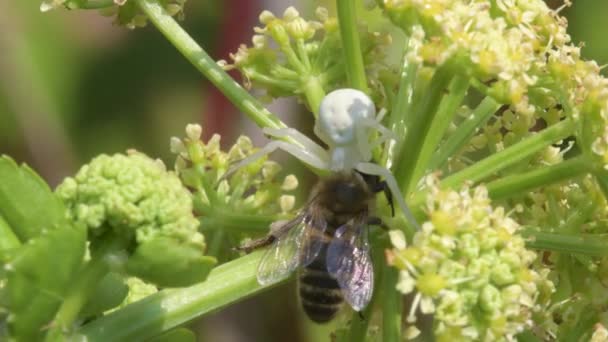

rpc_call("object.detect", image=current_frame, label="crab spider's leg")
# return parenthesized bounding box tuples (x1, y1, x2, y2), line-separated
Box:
(355, 123, 373, 162)
(359, 118, 397, 151)
(376, 108, 387, 123)
(262, 127, 329, 161)
(225, 140, 329, 180)
(355, 162, 421, 230)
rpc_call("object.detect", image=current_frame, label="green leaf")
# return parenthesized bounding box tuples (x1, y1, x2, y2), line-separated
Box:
(79, 273, 129, 318)
(147, 328, 196, 342)
(0, 156, 66, 242)
(0, 215, 20, 263)
(5, 224, 86, 341)
(126, 237, 217, 287)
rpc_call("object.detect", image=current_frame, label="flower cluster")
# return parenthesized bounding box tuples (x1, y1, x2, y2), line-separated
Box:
(383, 0, 569, 114)
(383, 0, 608, 171)
(57, 151, 204, 248)
(220, 7, 395, 108)
(387, 180, 553, 341)
(40, 0, 186, 29)
(171, 124, 298, 234)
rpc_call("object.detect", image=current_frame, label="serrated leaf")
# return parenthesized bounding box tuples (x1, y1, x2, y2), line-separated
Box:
(79, 273, 128, 318)
(126, 237, 217, 288)
(5, 224, 86, 341)
(0, 215, 20, 264)
(0, 156, 66, 242)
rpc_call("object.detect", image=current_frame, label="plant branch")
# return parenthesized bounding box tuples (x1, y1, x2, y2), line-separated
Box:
(522, 229, 608, 257)
(383, 39, 418, 169)
(135, 0, 285, 130)
(336, 0, 368, 92)
(410, 75, 469, 183)
(381, 266, 402, 342)
(428, 96, 501, 171)
(77, 251, 286, 341)
(486, 155, 591, 199)
(441, 119, 576, 190)
(393, 64, 454, 193)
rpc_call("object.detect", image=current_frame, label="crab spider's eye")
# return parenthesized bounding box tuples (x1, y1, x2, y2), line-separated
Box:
(316, 88, 376, 146)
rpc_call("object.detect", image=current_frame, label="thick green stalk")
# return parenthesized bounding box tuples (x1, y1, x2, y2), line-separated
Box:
(410, 75, 470, 183)
(522, 229, 608, 256)
(428, 96, 501, 171)
(135, 0, 285, 131)
(198, 214, 275, 235)
(486, 155, 591, 199)
(593, 170, 608, 201)
(441, 119, 576, 189)
(393, 65, 454, 193)
(383, 40, 418, 169)
(78, 251, 285, 341)
(381, 267, 402, 342)
(336, 0, 368, 92)
(303, 76, 327, 117)
(65, 0, 114, 9)
(47, 234, 125, 341)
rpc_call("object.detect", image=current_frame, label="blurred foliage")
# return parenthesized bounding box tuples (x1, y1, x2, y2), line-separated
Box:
(0, 1, 607, 341)
(0, 1, 222, 184)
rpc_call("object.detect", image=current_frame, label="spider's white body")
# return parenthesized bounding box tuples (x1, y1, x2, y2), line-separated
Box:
(232, 88, 419, 229)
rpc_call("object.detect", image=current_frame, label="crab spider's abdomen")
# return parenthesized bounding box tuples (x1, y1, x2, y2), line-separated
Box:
(316, 88, 376, 147)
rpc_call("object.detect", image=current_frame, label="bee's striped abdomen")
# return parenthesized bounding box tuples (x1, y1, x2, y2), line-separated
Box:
(299, 244, 343, 323)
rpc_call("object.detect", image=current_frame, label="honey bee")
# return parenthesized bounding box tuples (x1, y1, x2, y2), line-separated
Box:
(238, 170, 393, 323)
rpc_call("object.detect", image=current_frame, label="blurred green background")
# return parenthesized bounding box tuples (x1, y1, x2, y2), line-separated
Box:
(0, 1, 606, 341)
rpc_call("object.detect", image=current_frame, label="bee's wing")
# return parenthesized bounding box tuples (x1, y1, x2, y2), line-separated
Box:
(257, 215, 306, 285)
(299, 209, 328, 267)
(257, 205, 328, 285)
(326, 219, 373, 311)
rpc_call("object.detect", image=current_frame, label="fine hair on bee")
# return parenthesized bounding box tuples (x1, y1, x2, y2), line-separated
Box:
(238, 169, 394, 323)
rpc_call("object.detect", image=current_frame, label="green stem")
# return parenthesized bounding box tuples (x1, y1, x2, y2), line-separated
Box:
(393, 65, 454, 193)
(383, 39, 418, 169)
(410, 75, 470, 183)
(522, 229, 608, 256)
(135, 0, 285, 130)
(428, 96, 501, 171)
(381, 267, 401, 342)
(48, 234, 125, 340)
(303, 76, 326, 117)
(78, 251, 285, 341)
(486, 155, 591, 199)
(336, 0, 368, 92)
(198, 208, 276, 234)
(593, 169, 608, 201)
(65, 0, 114, 9)
(441, 119, 576, 189)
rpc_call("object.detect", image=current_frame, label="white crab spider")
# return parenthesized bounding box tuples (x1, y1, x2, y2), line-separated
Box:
(231, 88, 419, 229)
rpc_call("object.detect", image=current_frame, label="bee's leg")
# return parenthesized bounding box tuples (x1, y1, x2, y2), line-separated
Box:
(362, 173, 395, 217)
(367, 216, 389, 231)
(235, 235, 276, 254)
(354, 162, 420, 230)
(358, 311, 366, 321)
(380, 181, 395, 217)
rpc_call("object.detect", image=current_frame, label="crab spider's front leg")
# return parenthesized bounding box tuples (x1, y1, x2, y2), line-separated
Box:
(224, 139, 329, 181)
(355, 162, 421, 230)
(262, 127, 329, 162)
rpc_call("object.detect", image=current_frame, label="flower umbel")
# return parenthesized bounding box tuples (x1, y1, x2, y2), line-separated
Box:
(220, 6, 395, 110)
(171, 124, 298, 258)
(387, 179, 553, 341)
